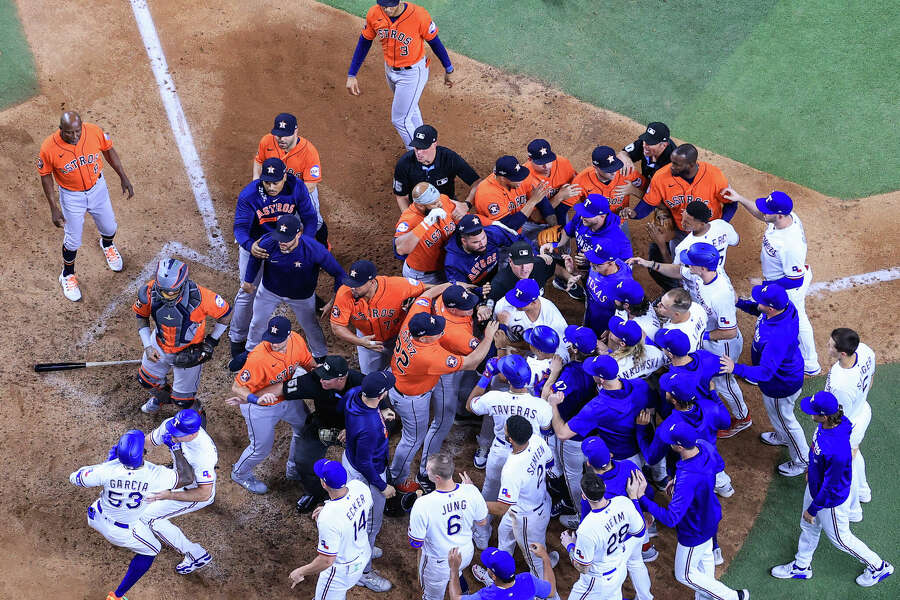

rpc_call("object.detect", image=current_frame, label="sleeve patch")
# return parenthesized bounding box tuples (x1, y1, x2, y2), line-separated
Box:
(37, 158, 44, 169)
(428, 21, 437, 35)
(103, 132, 110, 141)
(415, 298, 431, 307)
(488, 203, 500, 216)
(446, 355, 459, 368)
(215, 295, 225, 307)
(239, 370, 251, 383)
(393, 179, 403, 193)
(331, 306, 341, 318)
(309, 165, 321, 178)
(469, 337, 480, 350)
(397, 221, 410, 233)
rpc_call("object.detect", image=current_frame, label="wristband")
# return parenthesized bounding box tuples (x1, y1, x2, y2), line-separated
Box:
(446, 65, 454, 74)
(247, 393, 259, 405)
(702, 331, 711, 341)
(211, 322, 228, 340)
(566, 543, 576, 554)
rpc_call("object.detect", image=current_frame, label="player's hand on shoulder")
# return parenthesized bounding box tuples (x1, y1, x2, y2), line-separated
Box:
(548, 390, 564, 407)
(250, 239, 269, 259)
(311, 505, 324, 521)
(225, 395, 248, 406)
(144, 346, 161, 363)
(635, 408, 653, 426)
(626, 469, 647, 499)
(616, 151, 635, 176)
(346, 76, 361, 96)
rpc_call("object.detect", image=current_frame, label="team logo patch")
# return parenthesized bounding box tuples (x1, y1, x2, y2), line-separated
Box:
(501, 488, 511, 499)
(397, 221, 410, 233)
(331, 306, 341, 318)
(792, 266, 802, 273)
(309, 165, 321, 178)
(720, 317, 729, 324)
(214, 295, 225, 307)
(428, 21, 437, 35)
(488, 203, 500, 216)
(134, 300, 144, 309)
(624, 143, 635, 152)
(552, 381, 567, 392)
(36, 157, 44, 169)
(469, 338, 479, 350)
(239, 370, 251, 383)
(575, 549, 585, 559)
(446, 355, 459, 368)
(415, 298, 431, 307)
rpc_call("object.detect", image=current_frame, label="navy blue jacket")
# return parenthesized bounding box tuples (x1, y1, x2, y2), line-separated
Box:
(567, 378, 651, 456)
(244, 233, 345, 300)
(343, 388, 390, 491)
(733, 300, 803, 398)
(444, 224, 523, 284)
(552, 361, 596, 422)
(233, 174, 317, 252)
(807, 416, 853, 516)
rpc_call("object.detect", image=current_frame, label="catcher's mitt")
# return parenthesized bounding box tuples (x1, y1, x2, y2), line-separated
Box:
(536, 224, 562, 247)
(172, 335, 217, 368)
(318, 428, 344, 447)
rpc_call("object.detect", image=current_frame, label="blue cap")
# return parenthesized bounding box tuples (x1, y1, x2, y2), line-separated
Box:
(456, 214, 485, 236)
(377, 0, 401, 6)
(583, 355, 619, 380)
(658, 371, 699, 405)
(755, 190, 793, 215)
(408, 312, 446, 337)
(505, 278, 540, 308)
(523, 325, 560, 354)
(611, 279, 644, 305)
(260, 157, 287, 182)
(362, 370, 395, 398)
(679, 242, 719, 271)
(165, 409, 202, 438)
(608, 316, 642, 347)
(344, 260, 377, 287)
(657, 421, 698, 448)
(442, 285, 479, 310)
(271, 113, 297, 137)
(314, 458, 348, 488)
(591, 146, 624, 172)
(480, 547, 516, 579)
(574, 194, 611, 218)
(262, 316, 292, 343)
(494, 155, 530, 183)
(752, 283, 789, 310)
(581, 436, 611, 469)
(801, 390, 840, 415)
(271, 214, 302, 242)
(564, 325, 597, 354)
(583, 243, 618, 265)
(527, 139, 557, 165)
(653, 328, 691, 356)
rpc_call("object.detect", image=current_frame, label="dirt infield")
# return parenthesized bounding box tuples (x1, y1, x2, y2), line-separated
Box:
(1, 1, 897, 599)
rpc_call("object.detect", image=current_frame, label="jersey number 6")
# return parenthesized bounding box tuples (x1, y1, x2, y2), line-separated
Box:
(447, 514, 461, 536)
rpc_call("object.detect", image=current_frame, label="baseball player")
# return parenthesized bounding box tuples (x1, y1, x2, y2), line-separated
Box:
(543, 194, 632, 266)
(227, 316, 317, 495)
(141, 409, 217, 575)
(444, 214, 524, 284)
(522, 326, 561, 397)
(824, 327, 875, 520)
(241, 214, 345, 359)
(493, 279, 569, 360)
(571, 145, 647, 223)
(654, 287, 708, 353)
(70, 430, 192, 600)
(467, 354, 553, 547)
(606, 316, 668, 380)
(521, 139, 580, 235)
(252, 113, 328, 244)
(394, 182, 459, 283)
(654, 329, 722, 403)
(448, 545, 557, 600)
(230, 156, 318, 358)
(473, 156, 550, 232)
(561, 473, 647, 600)
(346, 1, 454, 149)
(576, 243, 634, 336)
(671, 201, 739, 271)
(408, 452, 489, 600)
(38, 111, 133, 301)
(627, 424, 750, 600)
(723, 188, 820, 375)
(771, 391, 893, 588)
(330, 259, 426, 373)
(288, 459, 374, 599)
(612, 279, 661, 340)
(135, 259, 231, 419)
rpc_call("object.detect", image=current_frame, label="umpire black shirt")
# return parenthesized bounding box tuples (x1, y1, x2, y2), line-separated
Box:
(283, 369, 364, 429)
(623, 139, 677, 182)
(393, 146, 480, 200)
(487, 256, 555, 302)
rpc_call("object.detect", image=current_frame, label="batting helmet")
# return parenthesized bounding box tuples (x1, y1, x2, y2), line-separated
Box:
(116, 429, 146, 469)
(679, 242, 719, 272)
(499, 354, 531, 388)
(155, 258, 189, 296)
(165, 409, 202, 438)
(523, 325, 559, 354)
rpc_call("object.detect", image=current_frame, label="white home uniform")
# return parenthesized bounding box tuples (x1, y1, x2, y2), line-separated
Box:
(497, 435, 554, 580)
(761, 211, 820, 374)
(662, 302, 707, 353)
(141, 420, 218, 570)
(408, 483, 489, 600)
(314, 480, 374, 600)
(494, 296, 570, 361)
(615, 308, 661, 340)
(526, 355, 555, 397)
(70, 459, 177, 556)
(825, 342, 876, 517)
(570, 496, 648, 600)
(614, 344, 668, 380)
(673, 219, 739, 273)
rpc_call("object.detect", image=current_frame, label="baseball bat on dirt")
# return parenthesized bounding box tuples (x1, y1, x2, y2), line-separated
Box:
(33, 359, 142, 373)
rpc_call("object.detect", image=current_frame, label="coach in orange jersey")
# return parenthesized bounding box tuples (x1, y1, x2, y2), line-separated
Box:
(330, 259, 427, 374)
(388, 289, 499, 491)
(521, 139, 581, 238)
(393, 182, 459, 283)
(473, 155, 550, 232)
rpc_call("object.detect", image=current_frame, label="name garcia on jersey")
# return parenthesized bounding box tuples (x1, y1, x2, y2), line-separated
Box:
(108, 479, 150, 492)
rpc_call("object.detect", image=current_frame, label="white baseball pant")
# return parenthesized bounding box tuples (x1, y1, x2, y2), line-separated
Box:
(315, 552, 369, 600)
(568, 566, 627, 600)
(625, 535, 654, 600)
(388, 387, 432, 483)
(787, 269, 820, 374)
(142, 491, 214, 563)
(87, 501, 161, 556)
(245, 282, 328, 357)
(419, 544, 474, 600)
(498, 504, 551, 581)
(420, 371, 463, 477)
(342, 453, 386, 572)
(674, 538, 740, 600)
(703, 332, 748, 421)
(356, 332, 395, 375)
(848, 402, 872, 515)
(384, 58, 428, 149)
(402, 261, 444, 284)
(232, 398, 308, 480)
(58, 174, 117, 251)
(475, 438, 512, 545)
(229, 246, 263, 344)
(762, 388, 809, 466)
(138, 336, 202, 399)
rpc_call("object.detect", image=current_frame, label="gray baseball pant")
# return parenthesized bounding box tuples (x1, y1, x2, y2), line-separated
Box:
(384, 58, 428, 149)
(388, 387, 432, 483)
(561, 438, 587, 509)
(474, 438, 511, 547)
(419, 371, 463, 477)
(402, 261, 444, 284)
(245, 282, 328, 357)
(704, 331, 748, 420)
(356, 333, 395, 375)
(229, 246, 262, 344)
(58, 174, 117, 250)
(763, 388, 809, 466)
(232, 399, 307, 480)
(342, 452, 386, 572)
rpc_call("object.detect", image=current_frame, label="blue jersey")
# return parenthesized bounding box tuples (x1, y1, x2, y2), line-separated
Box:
(584, 260, 633, 333)
(638, 395, 730, 465)
(806, 416, 853, 516)
(563, 211, 632, 261)
(243, 233, 346, 300)
(567, 378, 651, 457)
(444, 225, 523, 284)
(579, 459, 652, 520)
(343, 388, 390, 491)
(233, 174, 318, 252)
(552, 361, 596, 422)
(733, 300, 803, 398)
(462, 572, 552, 600)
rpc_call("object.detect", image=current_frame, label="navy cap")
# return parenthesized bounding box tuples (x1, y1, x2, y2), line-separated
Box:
(591, 145, 624, 172)
(165, 409, 202, 438)
(581, 436, 611, 469)
(456, 214, 485, 236)
(271, 113, 297, 137)
(362, 370, 395, 398)
(608, 316, 642, 347)
(574, 193, 611, 218)
(523, 325, 560, 354)
(505, 278, 540, 309)
(260, 157, 287, 182)
(262, 316, 291, 343)
(611, 279, 644, 305)
(564, 325, 597, 354)
(638, 122, 670, 145)
(658, 371, 699, 405)
(494, 155, 530, 183)
(410, 124, 438, 149)
(583, 243, 617, 265)
(344, 260, 377, 288)
(271, 214, 302, 242)
(377, 0, 401, 6)
(801, 390, 840, 416)
(314, 355, 350, 380)
(408, 312, 446, 337)
(653, 328, 691, 356)
(508, 240, 538, 265)
(752, 283, 789, 310)
(442, 284, 479, 310)
(527, 139, 557, 165)
(657, 421, 698, 448)
(314, 458, 347, 488)
(480, 547, 516, 579)
(679, 242, 719, 271)
(583, 355, 619, 380)
(755, 190, 793, 215)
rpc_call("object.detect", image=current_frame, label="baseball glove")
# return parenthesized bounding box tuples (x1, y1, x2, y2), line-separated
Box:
(400, 490, 423, 512)
(172, 335, 218, 368)
(536, 224, 562, 247)
(651, 208, 676, 242)
(318, 428, 344, 447)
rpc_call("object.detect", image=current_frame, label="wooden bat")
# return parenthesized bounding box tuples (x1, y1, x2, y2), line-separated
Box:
(34, 359, 142, 373)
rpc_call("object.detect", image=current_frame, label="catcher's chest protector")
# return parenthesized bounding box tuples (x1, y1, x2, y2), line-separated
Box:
(149, 282, 203, 347)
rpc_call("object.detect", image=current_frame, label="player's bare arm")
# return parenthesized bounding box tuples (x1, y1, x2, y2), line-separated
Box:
(541, 355, 565, 400)
(462, 178, 482, 208)
(172, 448, 195, 488)
(460, 320, 500, 370)
(486, 499, 512, 516)
(40, 173, 65, 227)
(721, 187, 766, 221)
(616, 150, 636, 175)
(519, 180, 552, 218)
(395, 194, 412, 212)
(101, 147, 134, 198)
(330, 321, 384, 352)
(548, 391, 576, 441)
(446, 548, 464, 600)
(227, 380, 282, 406)
(289, 553, 336, 588)
(251, 158, 262, 180)
(627, 256, 681, 278)
(532, 542, 558, 594)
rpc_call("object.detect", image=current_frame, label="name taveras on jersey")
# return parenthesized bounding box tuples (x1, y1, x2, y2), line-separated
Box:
(108, 479, 150, 492)
(489, 404, 538, 420)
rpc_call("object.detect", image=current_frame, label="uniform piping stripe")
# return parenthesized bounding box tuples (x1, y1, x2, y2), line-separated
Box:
(133, 531, 160, 554)
(399, 63, 424, 144)
(233, 405, 258, 474)
(577, 576, 595, 600)
(775, 397, 807, 464)
(321, 566, 336, 598)
(682, 546, 726, 600)
(830, 508, 876, 569)
(520, 515, 538, 576)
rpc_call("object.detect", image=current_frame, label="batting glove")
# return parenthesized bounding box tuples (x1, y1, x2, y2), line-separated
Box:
(483, 357, 500, 378)
(423, 208, 447, 226)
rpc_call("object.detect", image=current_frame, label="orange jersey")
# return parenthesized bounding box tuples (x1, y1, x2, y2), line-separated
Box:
(394, 194, 457, 272)
(391, 299, 463, 395)
(37, 122, 113, 191)
(235, 332, 316, 397)
(362, 2, 438, 68)
(331, 276, 426, 341)
(525, 156, 577, 224)
(473, 173, 539, 226)
(571, 167, 647, 214)
(133, 282, 230, 354)
(644, 162, 730, 230)
(254, 134, 322, 183)
(433, 297, 480, 356)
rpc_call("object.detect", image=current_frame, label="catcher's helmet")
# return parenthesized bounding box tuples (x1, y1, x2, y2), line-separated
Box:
(499, 354, 532, 389)
(523, 325, 559, 354)
(116, 429, 146, 469)
(155, 258, 189, 296)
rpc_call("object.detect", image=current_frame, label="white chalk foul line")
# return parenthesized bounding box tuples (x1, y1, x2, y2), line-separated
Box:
(809, 267, 900, 296)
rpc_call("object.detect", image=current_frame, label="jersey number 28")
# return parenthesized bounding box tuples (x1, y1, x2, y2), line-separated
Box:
(605, 523, 631, 556)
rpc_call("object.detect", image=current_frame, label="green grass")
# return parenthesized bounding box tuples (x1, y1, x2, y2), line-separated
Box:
(0, 0, 38, 109)
(721, 364, 900, 598)
(322, 0, 900, 197)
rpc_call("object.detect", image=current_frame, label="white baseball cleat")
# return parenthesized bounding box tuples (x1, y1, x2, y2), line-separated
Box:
(59, 271, 82, 302)
(356, 569, 392, 592)
(548, 551, 560, 568)
(771, 561, 812, 579)
(760, 432, 787, 447)
(715, 482, 735, 498)
(856, 561, 893, 587)
(471, 564, 492, 587)
(100, 240, 124, 271)
(176, 552, 212, 574)
(714, 547, 724, 565)
(642, 545, 659, 562)
(777, 460, 807, 477)
(473, 447, 488, 469)
(372, 546, 383, 559)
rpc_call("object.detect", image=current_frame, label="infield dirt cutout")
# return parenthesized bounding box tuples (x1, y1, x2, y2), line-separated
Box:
(1, 1, 898, 599)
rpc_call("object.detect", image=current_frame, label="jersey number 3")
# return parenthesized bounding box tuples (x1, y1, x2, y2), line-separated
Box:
(108, 490, 143, 509)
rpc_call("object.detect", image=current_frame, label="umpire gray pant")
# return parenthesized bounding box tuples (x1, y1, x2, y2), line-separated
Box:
(246, 282, 328, 357)
(388, 387, 431, 483)
(229, 246, 262, 344)
(703, 330, 748, 421)
(232, 397, 308, 480)
(342, 452, 386, 572)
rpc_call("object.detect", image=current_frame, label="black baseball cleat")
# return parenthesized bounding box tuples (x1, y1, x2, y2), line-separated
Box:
(296, 495, 321, 514)
(416, 471, 436, 494)
(230, 340, 246, 359)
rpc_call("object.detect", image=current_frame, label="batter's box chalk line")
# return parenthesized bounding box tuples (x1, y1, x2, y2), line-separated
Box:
(808, 267, 900, 297)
